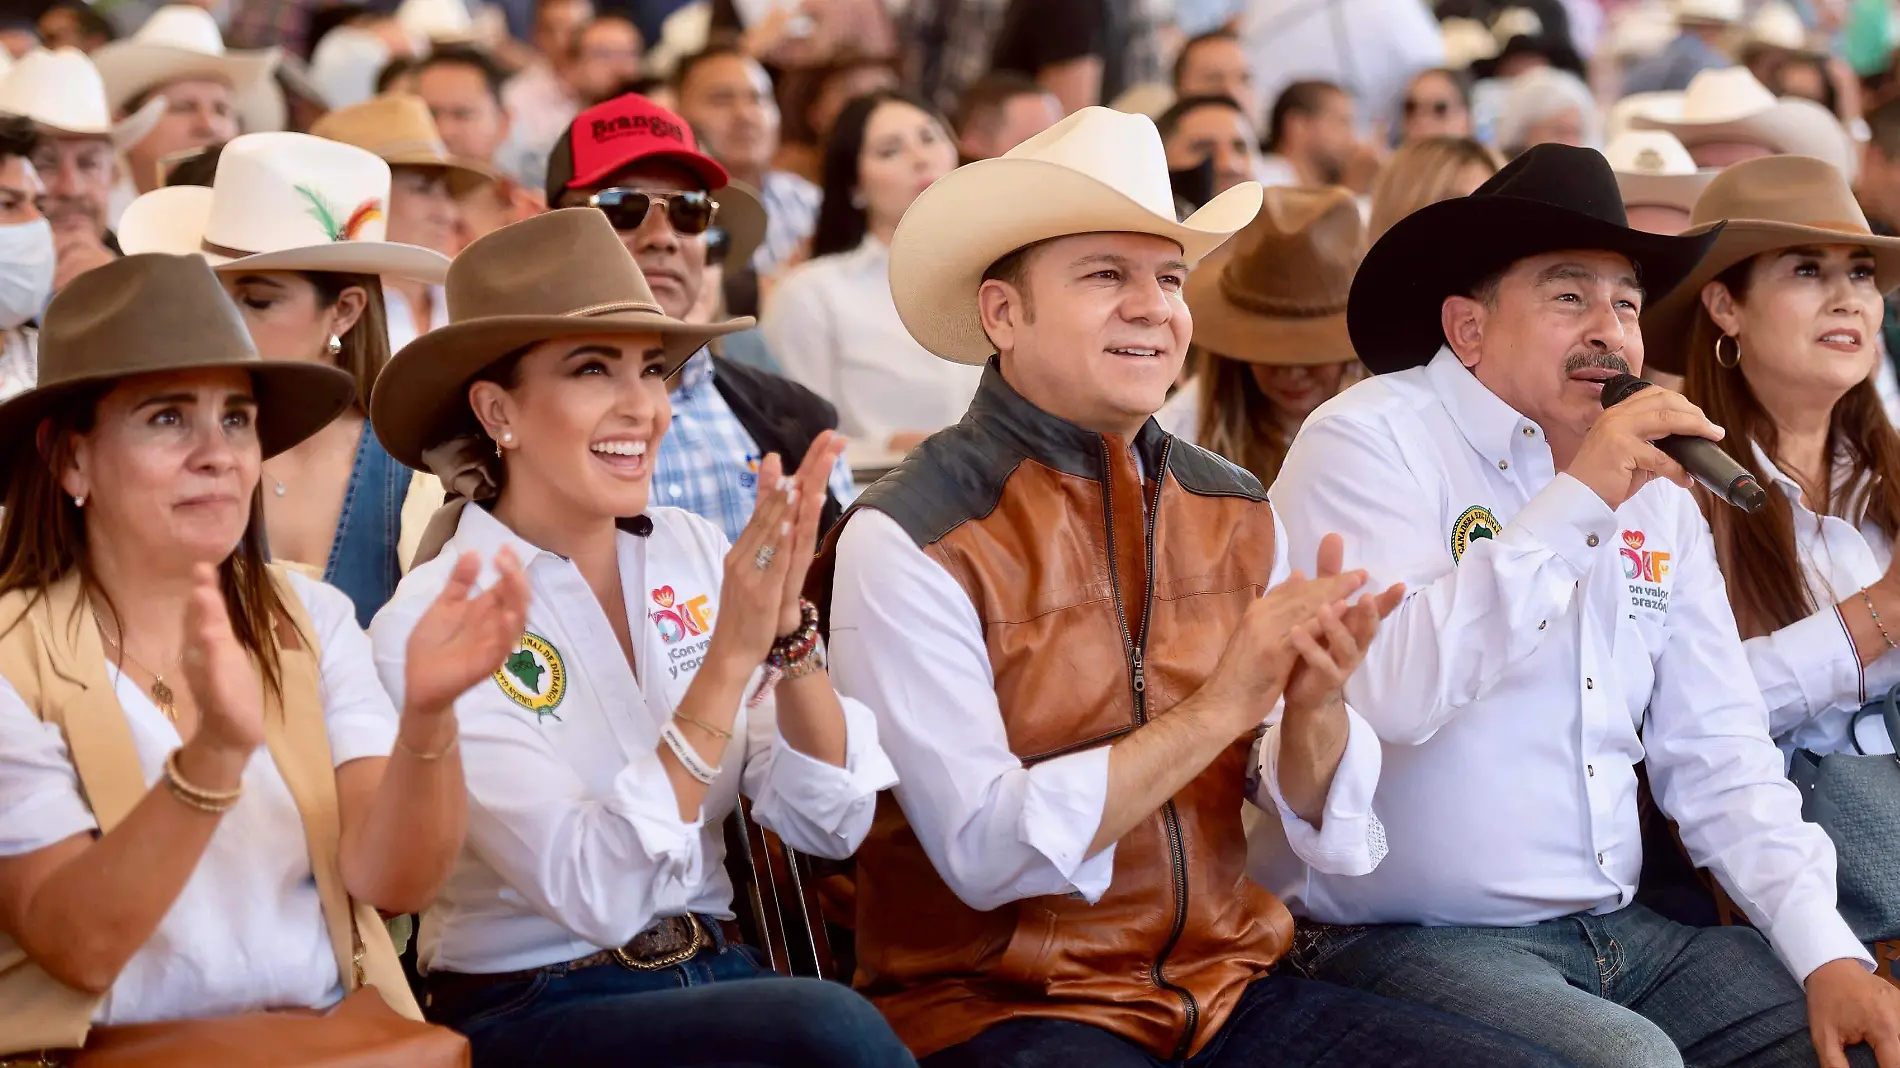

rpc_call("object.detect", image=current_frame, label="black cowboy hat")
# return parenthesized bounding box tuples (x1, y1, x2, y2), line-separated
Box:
(1347, 143, 1723, 374)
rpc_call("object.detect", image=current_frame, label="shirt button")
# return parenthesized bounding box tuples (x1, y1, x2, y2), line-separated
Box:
(1586, 533, 1600, 547)
(1586, 678, 1594, 689)
(1498, 459, 1509, 470)
(1587, 764, 1595, 777)
(1522, 426, 1535, 437)
(1538, 620, 1547, 630)
(668, 484, 683, 499)
(1597, 852, 1606, 865)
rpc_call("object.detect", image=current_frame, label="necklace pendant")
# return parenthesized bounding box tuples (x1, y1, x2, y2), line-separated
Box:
(150, 678, 177, 722)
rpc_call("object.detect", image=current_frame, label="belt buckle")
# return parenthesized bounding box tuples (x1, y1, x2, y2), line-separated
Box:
(0, 1054, 64, 1068)
(612, 915, 707, 971)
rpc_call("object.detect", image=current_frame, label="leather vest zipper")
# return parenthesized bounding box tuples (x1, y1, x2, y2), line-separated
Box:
(1097, 437, 1198, 1058)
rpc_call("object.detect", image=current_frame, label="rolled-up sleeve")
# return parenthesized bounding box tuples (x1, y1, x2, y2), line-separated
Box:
(370, 585, 704, 950)
(743, 689, 898, 859)
(829, 509, 1117, 912)
(1256, 703, 1386, 875)
(0, 677, 97, 856)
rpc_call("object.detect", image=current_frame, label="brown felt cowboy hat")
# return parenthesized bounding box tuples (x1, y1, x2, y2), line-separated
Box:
(0, 253, 355, 468)
(1641, 154, 1900, 374)
(1186, 186, 1364, 365)
(310, 93, 496, 198)
(371, 208, 754, 471)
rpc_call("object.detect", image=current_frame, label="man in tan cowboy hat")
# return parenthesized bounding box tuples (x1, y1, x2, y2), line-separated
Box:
(93, 5, 281, 199)
(0, 47, 163, 291)
(1272, 140, 1900, 1068)
(809, 106, 1569, 1067)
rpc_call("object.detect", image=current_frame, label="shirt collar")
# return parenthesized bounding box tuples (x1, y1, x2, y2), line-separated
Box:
(672, 349, 715, 398)
(450, 500, 562, 569)
(1425, 346, 1542, 469)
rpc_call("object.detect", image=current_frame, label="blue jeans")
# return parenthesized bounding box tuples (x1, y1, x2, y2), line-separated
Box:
(1292, 903, 1872, 1068)
(426, 921, 917, 1068)
(919, 973, 1577, 1067)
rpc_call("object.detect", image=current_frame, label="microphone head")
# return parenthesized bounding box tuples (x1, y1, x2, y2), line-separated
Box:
(1599, 373, 1652, 409)
(1730, 476, 1769, 514)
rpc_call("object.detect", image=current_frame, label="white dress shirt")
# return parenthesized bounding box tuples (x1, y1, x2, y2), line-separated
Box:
(762, 237, 984, 448)
(1155, 384, 1201, 443)
(369, 503, 896, 975)
(1241, 0, 1445, 134)
(0, 573, 396, 1024)
(1267, 348, 1870, 982)
(827, 506, 1387, 914)
(1742, 446, 1900, 758)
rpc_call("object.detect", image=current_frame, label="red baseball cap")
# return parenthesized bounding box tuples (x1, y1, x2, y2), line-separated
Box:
(545, 93, 730, 202)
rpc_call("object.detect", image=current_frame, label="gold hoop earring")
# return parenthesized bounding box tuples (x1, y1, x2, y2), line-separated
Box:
(1714, 333, 1742, 369)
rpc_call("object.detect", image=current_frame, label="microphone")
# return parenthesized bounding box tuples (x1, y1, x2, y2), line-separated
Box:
(1599, 374, 1767, 513)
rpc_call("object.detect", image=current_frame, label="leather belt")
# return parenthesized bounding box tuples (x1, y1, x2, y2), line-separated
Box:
(424, 915, 737, 1009)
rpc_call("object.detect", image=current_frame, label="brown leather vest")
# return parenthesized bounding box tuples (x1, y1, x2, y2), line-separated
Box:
(812, 364, 1295, 1061)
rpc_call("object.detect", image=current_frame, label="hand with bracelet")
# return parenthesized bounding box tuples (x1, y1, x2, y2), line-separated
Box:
(661, 431, 852, 791)
(1844, 535, 1900, 668)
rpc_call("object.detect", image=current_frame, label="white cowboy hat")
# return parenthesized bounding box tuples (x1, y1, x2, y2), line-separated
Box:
(92, 5, 284, 136)
(1605, 129, 1715, 210)
(1440, 17, 1501, 69)
(0, 47, 166, 149)
(1630, 66, 1856, 179)
(1608, 90, 1683, 138)
(117, 131, 449, 283)
(889, 105, 1262, 365)
(1672, 0, 1741, 25)
(1748, 0, 1814, 51)
(396, 0, 477, 44)
(1605, 3, 1679, 61)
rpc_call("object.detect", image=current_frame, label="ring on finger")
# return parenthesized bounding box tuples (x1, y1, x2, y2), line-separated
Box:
(754, 546, 777, 571)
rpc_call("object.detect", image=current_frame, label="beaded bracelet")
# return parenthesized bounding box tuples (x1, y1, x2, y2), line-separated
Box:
(1863, 588, 1897, 651)
(767, 599, 822, 671)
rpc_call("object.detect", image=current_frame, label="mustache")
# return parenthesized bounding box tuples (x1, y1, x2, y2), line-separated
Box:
(1563, 349, 1631, 376)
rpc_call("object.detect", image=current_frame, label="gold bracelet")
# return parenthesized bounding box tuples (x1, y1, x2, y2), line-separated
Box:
(674, 710, 733, 742)
(164, 749, 244, 802)
(393, 732, 459, 761)
(163, 750, 241, 813)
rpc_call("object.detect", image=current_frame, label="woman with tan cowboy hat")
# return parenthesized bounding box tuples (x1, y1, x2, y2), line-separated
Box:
(1644, 153, 1900, 764)
(365, 208, 911, 1068)
(310, 93, 498, 346)
(1156, 185, 1367, 488)
(0, 252, 529, 1059)
(117, 131, 451, 627)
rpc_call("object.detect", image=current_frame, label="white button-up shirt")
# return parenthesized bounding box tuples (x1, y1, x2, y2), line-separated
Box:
(1267, 348, 1870, 982)
(369, 504, 897, 975)
(827, 504, 1387, 915)
(761, 237, 985, 448)
(1742, 446, 1900, 758)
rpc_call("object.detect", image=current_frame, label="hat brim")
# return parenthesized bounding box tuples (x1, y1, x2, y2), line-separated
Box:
(370, 311, 755, 471)
(1348, 195, 1723, 374)
(1641, 219, 1900, 373)
(889, 158, 1264, 364)
(0, 358, 353, 472)
(1183, 246, 1356, 365)
(1615, 169, 1718, 213)
(1632, 100, 1855, 177)
(566, 146, 730, 196)
(382, 152, 497, 198)
(714, 182, 767, 271)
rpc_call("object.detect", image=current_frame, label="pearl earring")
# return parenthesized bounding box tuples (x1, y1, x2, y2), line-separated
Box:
(326, 335, 342, 357)
(72, 494, 85, 508)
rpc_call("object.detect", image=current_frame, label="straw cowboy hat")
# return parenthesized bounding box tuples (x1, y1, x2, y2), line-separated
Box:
(1606, 129, 1716, 211)
(116, 131, 451, 283)
(889, 105, 1263, 365)
(1186, 186, 1364, 365)
(93, 5, 284, 136)
(1641, 154, 1900, 373)
(1349, 142, 1721, 374)
(0, 47, 166, 149)
(371, 208, 754, 471)
(1630, 67, 1856, 179)
(309, 93, 495, 197)
(0, 253, 354, 467)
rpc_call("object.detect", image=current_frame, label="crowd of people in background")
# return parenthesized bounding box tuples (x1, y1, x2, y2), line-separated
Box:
(4, 0, 1900, 1064)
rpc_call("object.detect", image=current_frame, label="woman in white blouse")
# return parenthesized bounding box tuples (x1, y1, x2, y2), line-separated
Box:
(366, 209, 912, 1067)
(0, 253, 528, 1056)
(763, 89, 981, 456)
(1645, 154, 1900, 758)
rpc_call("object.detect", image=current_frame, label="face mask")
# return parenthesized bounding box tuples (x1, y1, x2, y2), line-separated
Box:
(0, 219, 55, 331)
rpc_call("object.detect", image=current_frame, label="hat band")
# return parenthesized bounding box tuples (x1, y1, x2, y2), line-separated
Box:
(569, 300, 665, 317)
(203, 238, 265, 258)
(1217, 270, 1349, 320)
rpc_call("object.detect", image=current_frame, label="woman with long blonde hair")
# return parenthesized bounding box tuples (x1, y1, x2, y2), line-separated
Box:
(1368, 135, 1502, 240)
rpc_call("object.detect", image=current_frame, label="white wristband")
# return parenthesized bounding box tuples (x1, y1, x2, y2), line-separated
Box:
(662, 721, 722, 784)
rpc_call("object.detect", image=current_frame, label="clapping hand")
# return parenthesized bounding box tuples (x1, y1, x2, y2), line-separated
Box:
(181, 562, 265, 755)
(403, 548, 531, 717)
(710, 431, 850, 667)
(1283, 533, 1405, 718)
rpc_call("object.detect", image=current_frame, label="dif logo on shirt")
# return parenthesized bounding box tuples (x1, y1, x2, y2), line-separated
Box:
(1620, 530, 1670, 583)
(650, 585, 715, 644)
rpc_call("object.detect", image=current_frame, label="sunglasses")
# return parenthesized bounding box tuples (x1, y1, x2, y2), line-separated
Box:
(1404, 97, 1454, 118)
(586, 188, 720, 235)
